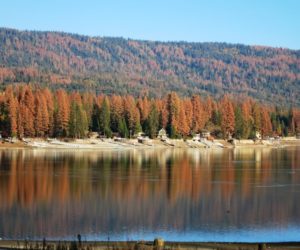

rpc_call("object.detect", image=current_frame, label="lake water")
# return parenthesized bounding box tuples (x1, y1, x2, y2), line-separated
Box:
(0, 147, 300, 242)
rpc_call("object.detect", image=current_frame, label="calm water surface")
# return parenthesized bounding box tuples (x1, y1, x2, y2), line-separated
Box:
(0, 147, 300, 242)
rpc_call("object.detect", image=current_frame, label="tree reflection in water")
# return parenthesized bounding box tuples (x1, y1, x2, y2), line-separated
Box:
(0, 147, 300, 240)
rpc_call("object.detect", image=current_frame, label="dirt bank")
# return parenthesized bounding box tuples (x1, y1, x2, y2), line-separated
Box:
(0, 240, 300, 250)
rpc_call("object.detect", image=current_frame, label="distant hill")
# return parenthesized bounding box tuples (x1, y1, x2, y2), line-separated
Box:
(0, 28, 299, 105)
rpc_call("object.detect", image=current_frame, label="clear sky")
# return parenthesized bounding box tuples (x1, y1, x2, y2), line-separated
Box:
(0, 0, 299, 49)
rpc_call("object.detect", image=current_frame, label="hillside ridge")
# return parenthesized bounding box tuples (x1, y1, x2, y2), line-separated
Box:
(0, 27, 299, 105)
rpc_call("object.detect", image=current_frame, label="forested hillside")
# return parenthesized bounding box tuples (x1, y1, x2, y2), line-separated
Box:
(0, 28, 299, 105)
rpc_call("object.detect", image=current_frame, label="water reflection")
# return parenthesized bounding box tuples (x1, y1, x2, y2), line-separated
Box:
(0, 147, 300, 241)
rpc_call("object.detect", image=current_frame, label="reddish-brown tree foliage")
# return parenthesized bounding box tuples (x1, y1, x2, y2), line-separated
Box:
(155, 99, 168, 129)
(166, 92, 180, 133)
(183, 98, 193, 131)
(0, 84, 298, 139)
(55, 89, 70, 136)
(5, 86, 18, 136)
(191, 95, 205, 133)
(137, 96, 150, 124)
(177, 100, 190, 136)
(260, 106, 272, 137)
(18, 86, 35, 137)
(34, 91, 49, 137)
(220, 95, 235, 138)
(124, 95, 140, 135)
(43, 88, 54, 135)
(252, 103, 261, 132)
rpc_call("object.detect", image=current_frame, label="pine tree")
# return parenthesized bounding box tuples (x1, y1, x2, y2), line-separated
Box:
(137, 96, 150, 128)
(34, 91, 49, 137)
(294, 110, 300, 134)
(204, 96, 214, 125)
(220, 95, 235, 138)
(43, 88, 54, 136)
(34, 93, 44, 137)
(260, 107, 272, 137)
(288, 106, 295, 135)
(252, 103, 261, 133)
(144, 103, 159, 138)
(0, 94, 10, 137)
(98, 97, 112, 137)
(191, 95, 205, 133)
(241, 100, 253, 139)
(124, 95, 141, 137)
(55, 89, 70, 137)
(118, 117, 129, 138)
(70, 91, 82, 105)
(183, 98, 193, 131)
(234, 106, 244, 139)
(212, 109, 221, 126)
(166, 92, 180, 138)
(82, 92, 95, 129)
(91, 103, 100, 131)
(110, 95, 124, 132)
(156, 99, 168, 129)
(68, 101, 88, 138)
(20, 86, 35, 137)
(177, 100, 190, 137)
(17, 103, 25, 138)
(5, 88, 18, 137)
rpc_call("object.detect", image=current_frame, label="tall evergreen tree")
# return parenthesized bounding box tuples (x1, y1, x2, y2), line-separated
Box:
(118, 117, 129, 138)
(0, 95, 10, 137)
(220, 95, 235, 138)
(191, 95, 205, 133)
(43, 88, 54, 136)
(110, 95, 124, 132)
(241, 100, 253, 139)
(68, 101, 88, 138)
(124, 95, 141, 137)
(252, 103, 261, 133)
(98, 98, 112, 137)
(5, 89, 18, 137)
(288, 106, 295, 135)
(55, 89, 70, 137)
(144, 104, 159, 138)
(166, 92, 180, 138)
(260, 107, 272, 137)
(234, 106, 244, 139)
(34, 91, 49, 137)
(177, 101, 190, 137)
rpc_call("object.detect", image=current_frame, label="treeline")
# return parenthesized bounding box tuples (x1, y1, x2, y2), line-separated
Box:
(0, 28, 299, 105)
(0, 85, 299, 139)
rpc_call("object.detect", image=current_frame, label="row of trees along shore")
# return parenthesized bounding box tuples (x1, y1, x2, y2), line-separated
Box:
(0, 85, 299, 139)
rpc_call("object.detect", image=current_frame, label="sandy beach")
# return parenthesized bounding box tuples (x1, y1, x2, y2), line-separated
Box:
(0, 137, 299, 150)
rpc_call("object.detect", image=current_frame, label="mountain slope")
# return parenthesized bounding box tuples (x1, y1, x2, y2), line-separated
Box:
(0, 28, 299, 105)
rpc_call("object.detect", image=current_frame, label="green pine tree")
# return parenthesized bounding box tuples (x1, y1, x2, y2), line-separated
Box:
(68, 101, 88, 138)
(118, 118, 129, 138)
(99, 98, 112, 137)
(145, 104, 159, 138)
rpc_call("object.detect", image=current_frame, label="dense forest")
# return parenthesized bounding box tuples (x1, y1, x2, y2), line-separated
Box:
(0, 28, 299, 105)
(0, 84, 299, 139)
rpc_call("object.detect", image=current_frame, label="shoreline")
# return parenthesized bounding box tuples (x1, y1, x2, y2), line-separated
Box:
(0, 240, 300, 250)
(0, 137, 299, 150)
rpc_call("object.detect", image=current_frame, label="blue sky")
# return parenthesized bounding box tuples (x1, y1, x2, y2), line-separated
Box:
(0, 0, 299, 49)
